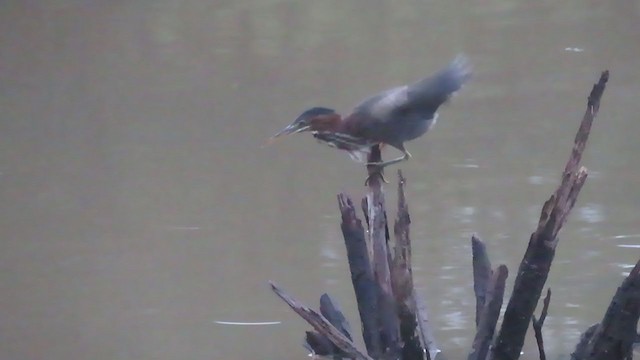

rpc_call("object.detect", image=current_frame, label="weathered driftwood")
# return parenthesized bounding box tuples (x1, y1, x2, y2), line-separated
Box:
(468, 264, 508, 360)
(366, 145, 401, 358)
(531, 289, 552, 360)
(303, 294, 354, 357)
(304, 330, 337, 356)
(489, 71, 609, 360)
(469, 235, 509, 360)
(319, 293, 353, 341)
(338, 194, 382, 357)
(339, 163, 432, 360)
(391, 171, 429, 360)
(471, 235, 493, 327)
(571, 324, 599, 360)
(415, 292, 439, 360)
(269, 282, 373, 360)
(571, 258, 640, 360)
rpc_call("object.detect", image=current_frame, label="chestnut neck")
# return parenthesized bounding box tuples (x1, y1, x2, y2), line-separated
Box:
(308, 113, 344, 133)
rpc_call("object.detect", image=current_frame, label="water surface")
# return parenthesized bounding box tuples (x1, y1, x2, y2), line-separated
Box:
(1, 1, 639, 359)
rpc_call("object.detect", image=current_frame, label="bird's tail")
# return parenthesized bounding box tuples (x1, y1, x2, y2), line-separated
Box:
(442, 54, 472, 104)
(411, 54, 472, 108)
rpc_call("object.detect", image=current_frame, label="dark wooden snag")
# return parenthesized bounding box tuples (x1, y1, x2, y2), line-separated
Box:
(269, 282, 373, 360)
(468, 236, 510, 360)
(304, 294, 354, 357)
(571, 258, 640, 360)
(304, 330, 338, 357)
(571, 324, 599, 360)
(366, 145, 401, 358)
(390, 171, 428, 360)
(415, 292, 439, 360)
(489, 71, 609, 360)
(365, 144, 385, 188)
(471, 235, 493, 327)
(319, 293, 353, 341)
(468, 265, 508, 360)
(338, 194, 382, 357)
(531, 288, 551, 360)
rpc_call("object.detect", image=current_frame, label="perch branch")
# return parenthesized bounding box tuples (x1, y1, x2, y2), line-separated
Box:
(366, 146, 401, 357)
(391, 170, 428, 360)
(338, 194, 381, 357)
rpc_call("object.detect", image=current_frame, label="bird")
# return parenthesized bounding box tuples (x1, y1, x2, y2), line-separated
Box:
(269, 55, 472, 180)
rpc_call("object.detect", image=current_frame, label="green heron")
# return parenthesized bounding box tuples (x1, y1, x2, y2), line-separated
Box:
(270, 55, 471, 176)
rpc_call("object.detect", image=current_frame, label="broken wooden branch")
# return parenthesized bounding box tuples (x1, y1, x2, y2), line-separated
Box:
(468, 265, 508, 360)
(304, 293, 355, 357)
(415, 292, 439, 360)
(490, 71, 609, 360)
(366, 146, 401, 358)
(572, 258, 640, 360)
(571, 324, 599, 360)
(319, 293, 353, 341)
(338, 194, 382, 357)
(304, 330, 338, 357)
(532, 288, 552, 360)
(269, 281, 373, 360)
(391, 171, 427, 360)
(471, 235, 493, 327)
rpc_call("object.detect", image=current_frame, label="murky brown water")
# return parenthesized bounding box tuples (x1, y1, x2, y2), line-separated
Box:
(1, 1, 639, 359)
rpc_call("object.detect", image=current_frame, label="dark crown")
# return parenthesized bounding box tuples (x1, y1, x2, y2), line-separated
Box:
(299, 107, 336, 119)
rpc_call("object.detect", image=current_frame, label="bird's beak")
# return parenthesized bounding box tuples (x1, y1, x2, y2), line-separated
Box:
(266, 123, 310, 145)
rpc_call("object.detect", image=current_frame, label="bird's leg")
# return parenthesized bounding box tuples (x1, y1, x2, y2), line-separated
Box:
(364, 144, 388, 186)
(364, 146, 411, 186)
(364, 168, 389, 186)
(367, 148, 412, 168)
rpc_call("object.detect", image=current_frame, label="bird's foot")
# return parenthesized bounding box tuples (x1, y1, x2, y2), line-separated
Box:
(364, 151, 410, 185)
(364, 166, 389, 186)
(366, 153, 410, 169)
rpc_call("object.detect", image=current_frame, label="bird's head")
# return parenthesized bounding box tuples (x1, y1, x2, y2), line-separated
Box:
(268, 107, 337, 144)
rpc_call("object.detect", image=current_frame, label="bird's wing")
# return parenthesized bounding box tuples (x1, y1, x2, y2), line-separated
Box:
(351, 85, 409, 121)
(403, 54, 472, 113)
(351, 55, 472, 120)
